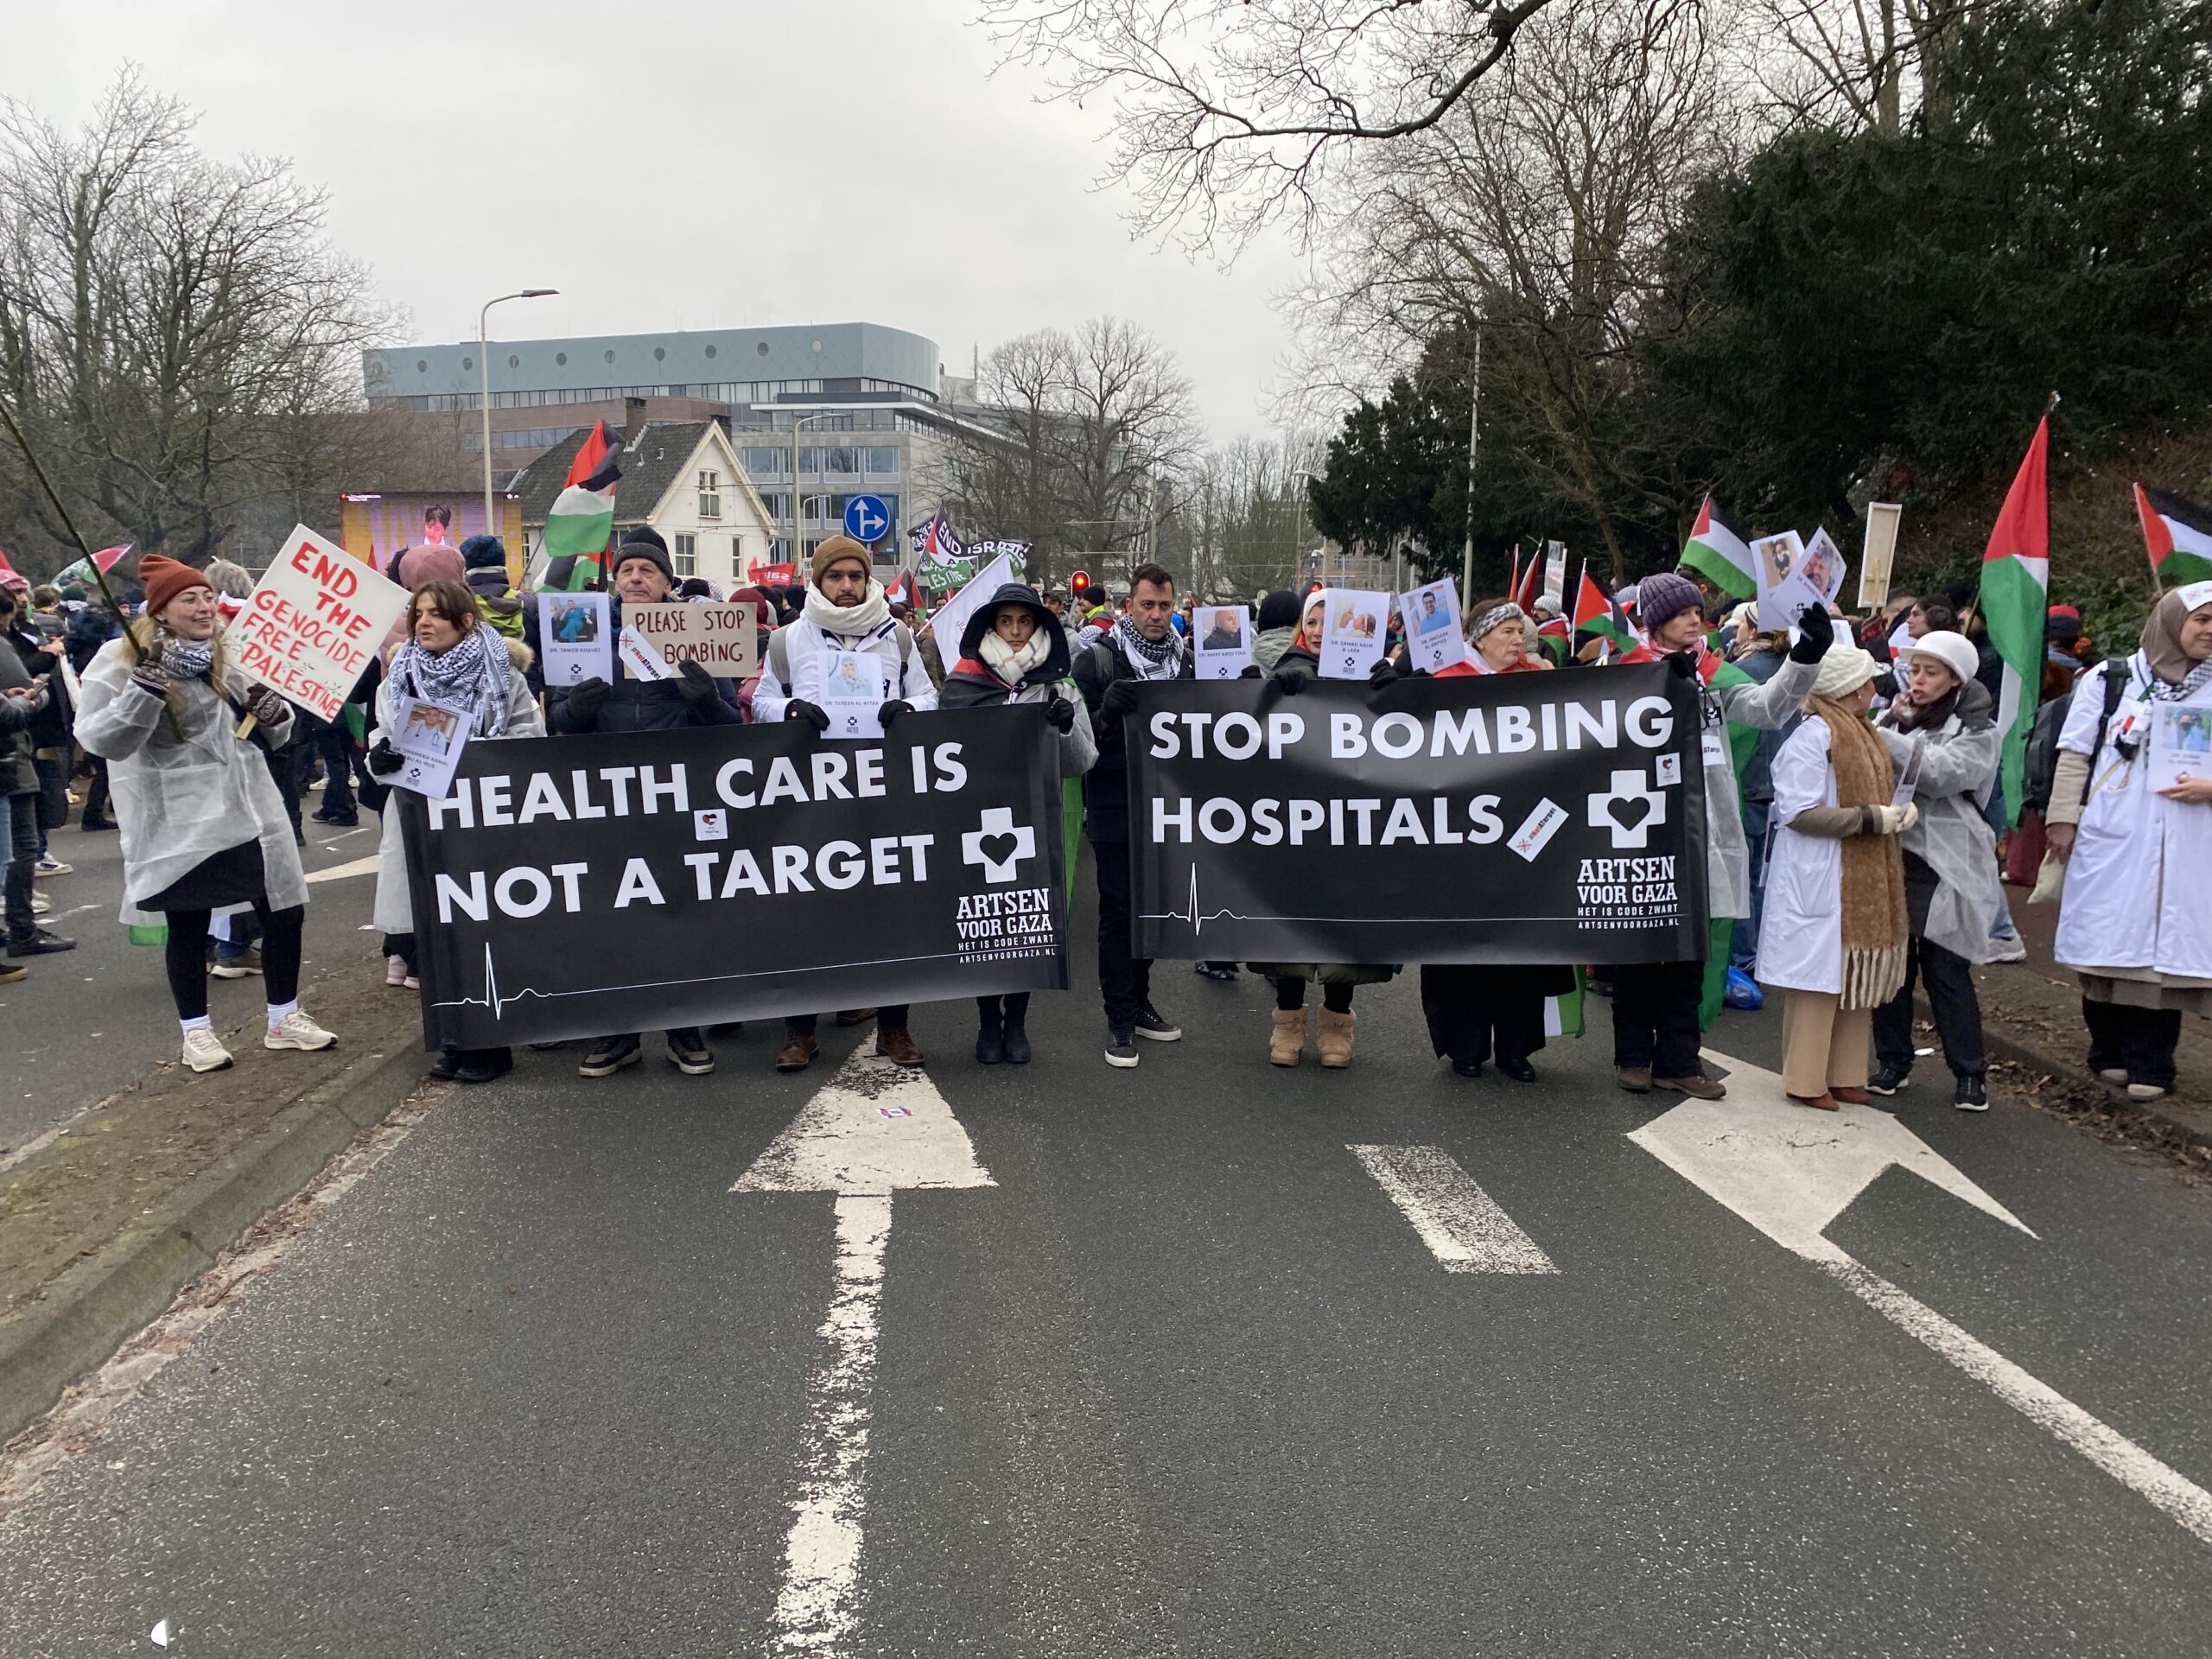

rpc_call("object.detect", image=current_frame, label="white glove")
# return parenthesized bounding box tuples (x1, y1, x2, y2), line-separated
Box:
(1871, 802, 1919, 836)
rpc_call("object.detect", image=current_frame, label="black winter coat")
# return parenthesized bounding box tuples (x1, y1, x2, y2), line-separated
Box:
(541, 598, 742, 734)
(1070, 629, 1191, 842)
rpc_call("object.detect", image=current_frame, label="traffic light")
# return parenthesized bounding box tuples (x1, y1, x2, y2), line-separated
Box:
(1070, 569, 1091, 607)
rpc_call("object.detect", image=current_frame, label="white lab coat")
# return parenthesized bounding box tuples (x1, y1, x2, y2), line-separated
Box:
(73, 637, 308, 921)
(2052, 653, 2212, 982)
(371, 646, 543, 936)
(1704, 655, 1822, 919)
(1756, 719, 1850, 995)
(753, 614, 937, 724)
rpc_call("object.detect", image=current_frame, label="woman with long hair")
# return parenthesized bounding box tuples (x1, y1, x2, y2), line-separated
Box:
(73, 556, 337, 1072)
(368, 579, 543, 1084)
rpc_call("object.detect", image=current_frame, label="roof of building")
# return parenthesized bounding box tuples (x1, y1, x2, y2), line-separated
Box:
(512, 421, 753, 528)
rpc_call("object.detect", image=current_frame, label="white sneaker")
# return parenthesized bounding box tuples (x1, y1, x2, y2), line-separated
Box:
(181, 1028, 234, 1072)
(33, 855, 70, 877)
(2126, 1082, 2169, 1102)
(264, 1010, 337, 1052)
(29, 894, 49, 916)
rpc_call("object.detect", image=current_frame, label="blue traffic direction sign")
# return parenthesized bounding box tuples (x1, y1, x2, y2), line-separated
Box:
(844, 493, 892, 544)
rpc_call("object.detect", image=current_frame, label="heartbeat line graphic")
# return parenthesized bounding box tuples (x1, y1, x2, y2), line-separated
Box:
(431, 943, 969, 1020)
(1137, 867, 1567, 937)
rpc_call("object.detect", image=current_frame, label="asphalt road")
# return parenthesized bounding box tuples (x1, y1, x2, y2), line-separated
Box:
(0, 787, 389, 1155)
(3, 856, 2210, 1656)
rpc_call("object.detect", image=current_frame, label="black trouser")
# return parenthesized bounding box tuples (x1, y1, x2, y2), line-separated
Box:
(1610, 957, 1704, 1077)
(34, 753, 67, 845)
(262, 741, 305, 841)
(787, 1007, 908, 1035)
(3, 791, 38, 939)
(81, 757, 111, 823)
(384, 931, 416, 975)
(1092, 836, 1150, 1031)
(163, 901, 302, 1020)
(1275, 976, 1353, 1014)
(2082, 997, 2183, 1090)
(1873, 935, 1985, 1078)
(976, 992, 1030, 1023)
(317, 719, 360, 819)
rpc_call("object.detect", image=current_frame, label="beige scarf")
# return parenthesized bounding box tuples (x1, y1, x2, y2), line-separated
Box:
(1809, 695, 1910, 1009)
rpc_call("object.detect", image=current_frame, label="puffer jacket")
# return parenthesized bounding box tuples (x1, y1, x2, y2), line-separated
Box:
(541, 598, 743, 733)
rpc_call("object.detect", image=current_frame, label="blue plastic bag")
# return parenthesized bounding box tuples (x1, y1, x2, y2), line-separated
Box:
(1724, 966, 1764, 1011)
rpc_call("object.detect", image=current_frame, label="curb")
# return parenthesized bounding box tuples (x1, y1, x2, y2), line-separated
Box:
(1914, 991, 2212, 1153)
(0, 1033, 427, 1446)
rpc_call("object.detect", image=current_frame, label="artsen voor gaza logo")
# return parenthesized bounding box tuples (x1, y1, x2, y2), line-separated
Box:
(961, 806, 1036, 884)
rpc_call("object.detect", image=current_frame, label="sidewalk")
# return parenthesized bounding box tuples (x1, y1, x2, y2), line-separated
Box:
(0, 960, 429, 1440)
(1945, 889, 2212, 1156)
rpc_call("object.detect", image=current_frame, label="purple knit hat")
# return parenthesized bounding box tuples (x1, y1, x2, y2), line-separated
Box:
(1638, 571, 1706, 632)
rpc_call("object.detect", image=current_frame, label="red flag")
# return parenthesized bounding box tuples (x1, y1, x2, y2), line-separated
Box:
(1513, 547, 1543, 613)
(565, 420, 621, 493)
(1506, 547, 1521, 605)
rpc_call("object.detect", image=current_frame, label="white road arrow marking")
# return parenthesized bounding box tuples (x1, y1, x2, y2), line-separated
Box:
(1349, 1145, 1556, 1274)
(1635, 1050, 2212, 1548)
(734, 1037, 994, 1656)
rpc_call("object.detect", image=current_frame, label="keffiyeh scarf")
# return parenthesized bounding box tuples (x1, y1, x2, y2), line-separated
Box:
(1114, 614, 1185, 680)
(388, 624, 512, 736)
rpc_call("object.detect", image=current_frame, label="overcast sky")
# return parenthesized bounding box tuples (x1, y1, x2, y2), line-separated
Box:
(3, 0, 1311, 441)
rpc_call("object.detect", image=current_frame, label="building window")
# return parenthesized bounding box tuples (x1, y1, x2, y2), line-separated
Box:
(698, 469, 721, 519)
(673, 533, 696, 578)
(863, 446, 899, 474)
(743, 447, 790, 478)
(824, 446, 859, 475)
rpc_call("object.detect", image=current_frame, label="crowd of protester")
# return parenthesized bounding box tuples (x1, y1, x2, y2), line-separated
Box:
(4, 510, 2202, 1116)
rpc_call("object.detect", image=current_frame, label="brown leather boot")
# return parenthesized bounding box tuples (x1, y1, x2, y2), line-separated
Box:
(1268, 1007, 1306, 1066)
(876, 1027, 925, 1068)
(774, 1032, 817, 1071)
(1655, 1071, 1726, 1099)
(1315, 1007, 1356, 1069)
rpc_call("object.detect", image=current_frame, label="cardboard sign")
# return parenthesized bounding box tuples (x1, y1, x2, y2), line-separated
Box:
(540, 592, 613, 688)
(620, 601, 760, 679)
(1193, 605, 1253, 680)
(225, 524, 409, 721)
(388, 696, 474, 799)
(1401, 578, 1471, 675)
(1316, 588, 1389, 680)
(1859, 503, 1903, 610)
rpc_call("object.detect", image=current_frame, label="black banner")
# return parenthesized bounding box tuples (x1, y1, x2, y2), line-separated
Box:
(400, 709, 1067, 1050)
(1127, 665, 1707, 964)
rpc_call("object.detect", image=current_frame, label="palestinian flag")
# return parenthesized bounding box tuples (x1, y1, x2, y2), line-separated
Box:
(539, 421, 622, 591)
(1677, 495, 1755, 601)
(1572, 569, 1643, 656)
(1980, 417, 2050, 824)
(1511, 543, 1543, 613)
(2133, 482, 2212, 589)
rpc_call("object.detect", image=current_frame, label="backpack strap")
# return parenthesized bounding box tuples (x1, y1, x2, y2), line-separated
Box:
(768, 628, 790, 688)
(2079, 655, 2134, 804)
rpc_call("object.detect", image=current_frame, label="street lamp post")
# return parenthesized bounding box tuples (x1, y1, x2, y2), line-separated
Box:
(479, 289, 558, 538)
(1290, 468, 1319, 590)
(788, 412, 840, 562)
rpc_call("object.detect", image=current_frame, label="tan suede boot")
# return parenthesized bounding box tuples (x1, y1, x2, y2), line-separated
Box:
(1316, 1007, 1356, 1068)
(1268, 1007, 1306, 1066)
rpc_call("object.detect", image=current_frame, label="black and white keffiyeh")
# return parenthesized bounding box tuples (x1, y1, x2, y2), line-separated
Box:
(388, 623, 512, 736)
(162, 637, 216, 680)
(1113, 614, 1185, 680)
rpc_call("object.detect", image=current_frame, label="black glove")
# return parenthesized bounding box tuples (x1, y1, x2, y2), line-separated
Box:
(878, 697, 913, 728)
(1239, 664, 1262, 680)
(675, 658, 719, 710)
(1043, 695, 1076, 733)
(245, 684, 289, 724)
(1789, 603, 1835, 663)
(366, 739, 404, 778)
(565, 675, 610, 726)
(1667, 649, 1698, 681)
(1404, 664, 1432, 679)
(1369, 658, 1402, 689)
(1099, 678, 1141, 720)
(786, 698, 831, 734)
(1275, 663, 1313, 696)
